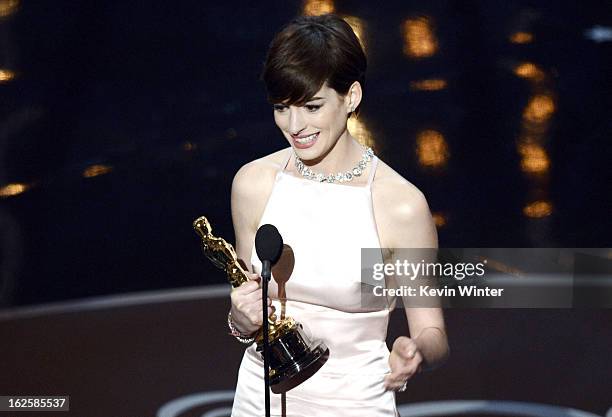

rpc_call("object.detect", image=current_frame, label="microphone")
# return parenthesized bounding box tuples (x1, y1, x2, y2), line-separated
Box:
(254, 224, 283, 417)
(255, 224, 283, 281)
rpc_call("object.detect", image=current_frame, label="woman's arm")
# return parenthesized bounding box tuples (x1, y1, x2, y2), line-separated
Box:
(228, 161, 277, 336)
(394, 191, 448, 371)
(230, 156, 284, 268)
(231, 162, 261, 269)
(375, 177, 449, 389)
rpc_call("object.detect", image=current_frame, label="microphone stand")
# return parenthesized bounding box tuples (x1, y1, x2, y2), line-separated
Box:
(261, 259, 272, 417)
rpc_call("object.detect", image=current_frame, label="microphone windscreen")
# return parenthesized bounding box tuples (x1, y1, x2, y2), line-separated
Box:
(255, 224, 284, 263)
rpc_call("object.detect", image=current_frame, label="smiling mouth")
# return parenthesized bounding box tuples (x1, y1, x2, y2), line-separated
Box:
(294, 132, 319, 144)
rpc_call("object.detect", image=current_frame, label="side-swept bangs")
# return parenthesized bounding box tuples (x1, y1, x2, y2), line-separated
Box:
(261, 14, 366, 107)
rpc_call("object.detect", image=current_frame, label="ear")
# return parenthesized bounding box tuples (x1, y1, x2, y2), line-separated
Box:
(344, 81, 363, 114)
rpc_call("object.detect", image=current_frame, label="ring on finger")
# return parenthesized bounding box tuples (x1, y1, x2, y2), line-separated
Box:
(398, 380, 408, 392)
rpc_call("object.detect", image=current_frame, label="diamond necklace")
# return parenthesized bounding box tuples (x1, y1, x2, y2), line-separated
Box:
(294, 146, 374, 183)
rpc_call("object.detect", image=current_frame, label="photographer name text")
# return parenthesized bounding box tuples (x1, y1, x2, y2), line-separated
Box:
(373, 285, 504, 297)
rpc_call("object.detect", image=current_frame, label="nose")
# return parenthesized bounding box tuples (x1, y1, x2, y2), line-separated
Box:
(288, 107, 305, 136)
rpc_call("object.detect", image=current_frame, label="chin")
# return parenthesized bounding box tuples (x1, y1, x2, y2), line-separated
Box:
(291, 145, 322, 162)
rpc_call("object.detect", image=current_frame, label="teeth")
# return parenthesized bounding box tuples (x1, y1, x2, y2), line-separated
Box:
(295, 133, 318, 144)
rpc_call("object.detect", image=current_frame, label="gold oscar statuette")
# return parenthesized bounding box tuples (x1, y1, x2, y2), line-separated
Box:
(193, 216, 328, 393)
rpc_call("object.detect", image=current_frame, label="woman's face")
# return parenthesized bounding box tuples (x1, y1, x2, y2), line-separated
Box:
(273, 83, 350, 161)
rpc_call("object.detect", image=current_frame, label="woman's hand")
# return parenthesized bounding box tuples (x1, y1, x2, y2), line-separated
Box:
(384, 336, 423, 391)
(230, 273, 276, 336)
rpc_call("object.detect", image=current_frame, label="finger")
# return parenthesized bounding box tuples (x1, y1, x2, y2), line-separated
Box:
(392, 336, 409, 350)
(383, 374, 406, 391)
(396, 335, 416, 347)
(235, 280, 259, 294)
(383, 374, 398, 390)
(244, 288, 263, 303)
(249, 307, 264, 325)
(248, 273, 261, 282)
(398, 342, 417, 359)
(254, 305, 277, 322)
(385, 369, 401, 382)
(383, 374, 392, 389)
(236, 275, 261, 292)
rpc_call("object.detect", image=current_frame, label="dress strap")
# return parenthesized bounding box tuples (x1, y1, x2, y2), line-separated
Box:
(366, 156, 379, 187)
(281, 147, 293, 172)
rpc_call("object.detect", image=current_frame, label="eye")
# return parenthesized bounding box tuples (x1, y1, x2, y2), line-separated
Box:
(273, 104, 288, 112)
(305, 104, 322, 112)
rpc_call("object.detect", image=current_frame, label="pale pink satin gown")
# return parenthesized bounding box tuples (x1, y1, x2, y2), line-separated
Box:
(231, 148, 399, 417)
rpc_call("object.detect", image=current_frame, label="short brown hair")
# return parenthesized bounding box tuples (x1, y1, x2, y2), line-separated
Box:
(261, 14, 366, 111)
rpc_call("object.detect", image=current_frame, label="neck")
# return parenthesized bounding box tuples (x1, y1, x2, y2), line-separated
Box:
(301, 129, 364, 173)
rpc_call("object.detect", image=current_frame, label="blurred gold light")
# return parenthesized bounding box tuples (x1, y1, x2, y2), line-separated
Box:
(0, 182, 29, 198)
(303, 0, 334, 16)
(523, 200, 553, 218)
(523, 94, 555, 124)
(182, 141, 197, 151)
(83, 164, 113, 178)
(513, 62, 545, 81)
(509, 32, 534, 44)
(0, 69, 16, 82)
(342, 15, 366, 51)
(402, 17, 438, 58)
(518, 142, 550, 174)
(432, 212, 447, 228)
(416, 129, 449, 168)
(410, 78, 447, 91)
(0, 0, 19, 18)
(348, 117, 376, 150)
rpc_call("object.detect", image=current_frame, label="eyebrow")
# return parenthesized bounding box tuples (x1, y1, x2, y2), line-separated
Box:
(307, 96, 325, 101)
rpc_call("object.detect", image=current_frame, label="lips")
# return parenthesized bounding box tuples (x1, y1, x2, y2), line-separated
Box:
(292, 132, 319, 149)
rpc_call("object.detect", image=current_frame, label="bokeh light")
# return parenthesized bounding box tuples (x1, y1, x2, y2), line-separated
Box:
(523, 94, 555, 124)
(348, 117, 376, 151)
(82, 164, 113, 178)
(0, 69, 16, 82)
(518, 141, 550, 175)
(513, 62, 545, 82)
(416, 129, 449, 168)
(509, 31, 534, 44)
(342, 15, 366, 51)
(0, 0, 19, 18)
(432, 212, 448, 228)
(523, 200, 553, 218)
(402, 16, 438, 58)
(410, 78, 447, 91)
(182, 141, 197, 151)
(303, 0, 334, 16)
(0, 182, 29, 198)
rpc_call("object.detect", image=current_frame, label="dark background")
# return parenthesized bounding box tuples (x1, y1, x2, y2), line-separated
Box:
(0, 1, 610, 416)
(0, 0, 609, 306)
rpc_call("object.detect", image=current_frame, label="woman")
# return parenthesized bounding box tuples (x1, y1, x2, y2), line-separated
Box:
(228, 14, 449, 416)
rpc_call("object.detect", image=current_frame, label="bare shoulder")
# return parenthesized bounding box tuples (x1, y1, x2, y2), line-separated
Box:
(232, 147, 289, 191)
(231, 147, 291, 231)
(371, 159, 437, 248)
(372, 160, 428, 208)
